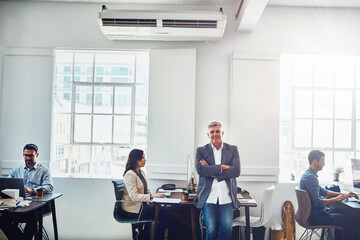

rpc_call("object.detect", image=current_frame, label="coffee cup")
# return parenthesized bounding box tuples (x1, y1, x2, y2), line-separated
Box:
(182, 192, 189, 202)
(36, 188, 43, 198)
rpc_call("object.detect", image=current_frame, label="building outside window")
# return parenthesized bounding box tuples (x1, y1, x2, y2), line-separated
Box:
(280, 54, 360, 182)
(51, 50, 149, 178)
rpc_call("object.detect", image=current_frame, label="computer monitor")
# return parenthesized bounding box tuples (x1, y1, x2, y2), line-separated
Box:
(351, 159, 360, 193)
(0, 178, 26, 198)
(187, 155, 193, 190)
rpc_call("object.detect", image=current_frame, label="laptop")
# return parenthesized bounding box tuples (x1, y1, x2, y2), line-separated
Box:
(351, 159, 360, 194)
(0, 178, 25, 198)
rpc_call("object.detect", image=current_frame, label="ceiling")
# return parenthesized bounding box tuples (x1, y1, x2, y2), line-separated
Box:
(2, 0, 360, 7)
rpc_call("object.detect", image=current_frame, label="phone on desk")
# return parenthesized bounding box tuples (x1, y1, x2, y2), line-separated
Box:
(161, 184, 176, 190)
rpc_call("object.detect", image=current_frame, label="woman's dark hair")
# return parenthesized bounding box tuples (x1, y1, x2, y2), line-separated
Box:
(123, 149, 144, 176)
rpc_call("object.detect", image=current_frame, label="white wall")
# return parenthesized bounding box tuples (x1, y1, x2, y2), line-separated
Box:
(1, 1, 360, 239)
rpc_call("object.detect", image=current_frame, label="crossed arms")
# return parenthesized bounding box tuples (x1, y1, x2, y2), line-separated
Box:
(195, 145, 240, 182)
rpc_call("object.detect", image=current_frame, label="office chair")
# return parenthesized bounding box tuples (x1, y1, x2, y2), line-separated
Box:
(295, 187, 344, 240)
(112, 179, 153, 240)
(232, 185, 275, 237)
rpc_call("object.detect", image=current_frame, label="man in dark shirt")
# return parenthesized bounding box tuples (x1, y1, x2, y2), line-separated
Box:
(300, 150, 360, 239)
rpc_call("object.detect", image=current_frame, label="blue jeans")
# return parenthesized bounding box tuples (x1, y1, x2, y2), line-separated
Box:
(202, 203, 234, 240)
(123, 205, 170, 240)
(310, 210, 360, 240)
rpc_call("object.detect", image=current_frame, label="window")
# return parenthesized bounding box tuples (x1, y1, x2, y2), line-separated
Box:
(51, 50, 149, 178)
(280, 54, 360, 182)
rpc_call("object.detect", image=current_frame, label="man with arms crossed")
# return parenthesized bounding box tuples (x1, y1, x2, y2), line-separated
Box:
(1, 143, 54, 240)
(195, 121, 240, 240)
(300, 150, 360, 240)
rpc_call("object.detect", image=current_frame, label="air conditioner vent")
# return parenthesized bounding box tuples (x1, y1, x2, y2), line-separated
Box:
(163, 19, 217, 28)
(102, 18, 157, 27)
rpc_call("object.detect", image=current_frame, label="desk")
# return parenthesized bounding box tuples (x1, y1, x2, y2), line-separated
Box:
(151, 191, 256, 240)
(331, 200, 360, 216)
(152, 192, 197, 240)
(239, 192, 257, 240)
(29, 193, 63, 240)
(2, 201, 46, 240)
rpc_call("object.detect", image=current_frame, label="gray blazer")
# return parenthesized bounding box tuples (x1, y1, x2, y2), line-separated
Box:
(194, 142, 241, 209)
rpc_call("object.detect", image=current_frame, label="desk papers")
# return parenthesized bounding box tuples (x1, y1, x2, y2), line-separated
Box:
(152, 198, 182, 204)
(239, 199, 257, 204)
(237, 194, 244, 199)
(158, 189, 183, 193)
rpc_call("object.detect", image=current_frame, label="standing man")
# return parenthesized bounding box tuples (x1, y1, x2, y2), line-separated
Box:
(3, 143, 54, 240)
(195, 121, 240, 240)
(300, 150, 360, 240)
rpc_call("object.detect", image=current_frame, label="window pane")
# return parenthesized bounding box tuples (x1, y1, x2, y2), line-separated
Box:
(75, 86, 93, 113)
(113, 116, 131, 144)
(313, 90, 333, 118)
(294, 90, 312, 118)
(70, 145, 91, 174)
(74, 53, 93, 82)
(114, 87, 132, 114)
(356, 121, 360, 150)
(294, 120, 312, 147)
(317, 150, 333, 181)
(74, 115, 92, 142)
(291, 150, 309, 180)
(55, 52, 73, 82)
(94, 86, 113, 114)
(136, 53, 149, 83)
(112, 146, 131, 178)
(334, 151, 353, 182)
(334, 120, 352, 148)
(293, 57, 313, 87)
(52, 114, 71, 143)
(52, 145, 70, 174)
(335, 91, 352, 119)
(314, 57, 334, 88)
(95, 54, 135, 83)
(356, 58, 360, 88)
(53, 83, 72, 113)
(92, 146, 112, 175)
(313, 120, 333, 148)
(356, 90, 360, 119)
(136, 85, 148, 115)
(93, 115, 112, 143)
(135, 116, 147, 145)
(335, 58, 355, 88)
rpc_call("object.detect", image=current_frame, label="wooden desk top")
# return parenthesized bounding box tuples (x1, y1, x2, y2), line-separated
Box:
(9, 201, 46, 214)
(155, 191, 257, 208)
(28, 193, 63, 202)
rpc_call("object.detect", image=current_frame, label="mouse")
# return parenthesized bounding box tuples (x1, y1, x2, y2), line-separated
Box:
(357, 200, 360, 204)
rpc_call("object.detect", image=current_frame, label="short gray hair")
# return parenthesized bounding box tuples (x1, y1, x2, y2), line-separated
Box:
(208, 121, 222, 129)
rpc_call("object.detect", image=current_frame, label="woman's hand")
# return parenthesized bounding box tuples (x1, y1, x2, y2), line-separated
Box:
(152, 193, 166, 198)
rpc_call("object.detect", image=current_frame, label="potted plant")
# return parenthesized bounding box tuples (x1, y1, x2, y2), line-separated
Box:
(333, 167, 344, 182)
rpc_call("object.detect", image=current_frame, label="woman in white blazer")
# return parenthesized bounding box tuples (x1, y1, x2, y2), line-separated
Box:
(122, 149, 170, 240)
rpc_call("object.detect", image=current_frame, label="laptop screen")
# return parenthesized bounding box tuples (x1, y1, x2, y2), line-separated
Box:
(0, 178, 25, 198)
(351, 159, 360, 193)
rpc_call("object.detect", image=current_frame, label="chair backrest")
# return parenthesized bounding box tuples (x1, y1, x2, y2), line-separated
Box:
(112, 179, 125, 201)
(259, 185, 275, 225)
(294, 187, 311, 228)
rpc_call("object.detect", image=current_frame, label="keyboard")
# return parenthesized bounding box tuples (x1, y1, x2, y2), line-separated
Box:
(347, 197, 358, 202)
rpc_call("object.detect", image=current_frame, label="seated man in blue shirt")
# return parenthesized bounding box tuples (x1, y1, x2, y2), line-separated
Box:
(1, 143, 54, 240)
(300, 150, 360, 240)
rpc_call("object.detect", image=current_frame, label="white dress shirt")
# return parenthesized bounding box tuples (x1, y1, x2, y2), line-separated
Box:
(206, 143, 232, 205)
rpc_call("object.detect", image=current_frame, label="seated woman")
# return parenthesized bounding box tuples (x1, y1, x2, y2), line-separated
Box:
(122, 149, 170, 240)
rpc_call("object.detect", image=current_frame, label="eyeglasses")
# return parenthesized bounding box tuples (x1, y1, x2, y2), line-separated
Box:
(23, 154, 36, 158)
(209, 130, 221, 134)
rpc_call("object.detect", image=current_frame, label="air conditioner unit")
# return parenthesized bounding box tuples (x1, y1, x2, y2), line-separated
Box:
(98, 9, 227, 41)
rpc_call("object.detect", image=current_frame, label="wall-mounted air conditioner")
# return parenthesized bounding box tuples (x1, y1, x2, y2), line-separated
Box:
(98, 8, 227, 41)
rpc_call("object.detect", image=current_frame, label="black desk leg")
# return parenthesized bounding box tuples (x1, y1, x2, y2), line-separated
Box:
(190, 205, 197, 240)
(245, 207, 250, 240)
(152, 205, 160, 240)
(50, 199, 59, 240)
(38, 208, 43, 240)
(34, 209, 42, 240)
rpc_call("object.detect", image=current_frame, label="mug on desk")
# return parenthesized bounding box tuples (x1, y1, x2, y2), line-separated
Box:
(36, 188, 43, 198)
(182, 192, 189, 202)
